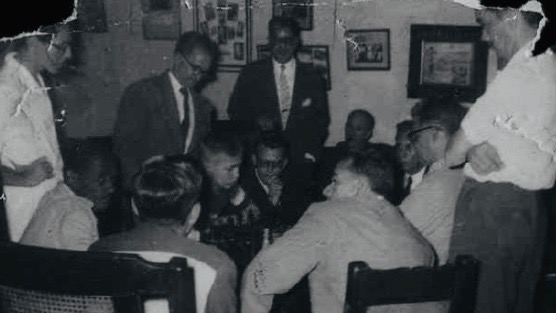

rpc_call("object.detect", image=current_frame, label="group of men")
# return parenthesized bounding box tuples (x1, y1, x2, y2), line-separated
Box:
(1, 1, 555, 313)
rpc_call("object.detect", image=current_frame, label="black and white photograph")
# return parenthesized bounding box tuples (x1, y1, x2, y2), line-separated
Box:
(1, 0, 556, 313)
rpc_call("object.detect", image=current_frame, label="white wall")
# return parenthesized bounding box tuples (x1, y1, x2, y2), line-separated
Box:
(73, 0, 486, 145)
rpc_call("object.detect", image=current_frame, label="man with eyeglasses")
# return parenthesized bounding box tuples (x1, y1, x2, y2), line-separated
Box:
(228, 17, 329, 222)
(398, 98, 467, 267)
(113, 31, 217, 191)
(0, 23, 73, 241)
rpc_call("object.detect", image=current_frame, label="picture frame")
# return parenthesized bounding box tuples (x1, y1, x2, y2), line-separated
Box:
(195, 0, 252, 72)
(407, 24, 488, 102)
(345, 29, 390, 71)
(77, 0, 108, 32)
(141, 0, 181, 40)
(272, 0, 313, 31)
(257, 44, 331, 90)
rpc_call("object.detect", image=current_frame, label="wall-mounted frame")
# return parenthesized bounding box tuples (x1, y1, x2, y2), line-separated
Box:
(141, 0, 181, 40)
(257, 44, 331, 90)
(407, 24, 488, 102)
(196, 0, 252, 72)
(346, 29, 390, 71)
(272, 0, 313, 31)
(77, 0, 108, 32)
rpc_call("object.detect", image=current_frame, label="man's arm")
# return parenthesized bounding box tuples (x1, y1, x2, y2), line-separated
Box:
(1, 157, 54, 187)
(240, 204, 331, 313)
(60, 207, 99, 251)
(445, 129, 504, 174)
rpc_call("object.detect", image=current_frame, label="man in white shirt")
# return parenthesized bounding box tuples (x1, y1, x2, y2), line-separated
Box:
(113, 32, 217, 190)
(445, 3, 553, 313)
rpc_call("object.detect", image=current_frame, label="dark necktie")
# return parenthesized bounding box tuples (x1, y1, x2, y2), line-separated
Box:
(403, 176, 413, 199)
(180, 87, 190, 142)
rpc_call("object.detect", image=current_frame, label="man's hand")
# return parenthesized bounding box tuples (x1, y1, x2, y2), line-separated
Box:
(267, 175, 283, 206)
(466, 142, 504, 175)
(15, 157, 54, 187)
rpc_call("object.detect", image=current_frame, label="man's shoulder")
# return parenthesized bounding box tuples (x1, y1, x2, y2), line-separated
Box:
(241, 59, 271, 74)
(123, 72, 168, 96)
(38, 184, 93, 216)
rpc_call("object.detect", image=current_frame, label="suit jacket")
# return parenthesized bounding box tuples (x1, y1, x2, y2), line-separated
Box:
(113, 71, 214, 189)
(19, 183, 98, 251)
(90, 222, 238, 313)
(228, 58, 329, 163)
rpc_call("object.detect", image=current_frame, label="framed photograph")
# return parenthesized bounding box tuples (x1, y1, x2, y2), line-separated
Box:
(272, 0, 313, 31)
(407, 24, 488, 102)
(196, 0, 252, 72)
(77, 0, 108, 32)
(346, 29, 390, 71)
(141, 0, 181, 40)
(257, 44, 331, 90)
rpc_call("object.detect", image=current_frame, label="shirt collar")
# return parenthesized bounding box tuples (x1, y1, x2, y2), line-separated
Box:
(168, 70, 186, 93)
(272, 57, 296, 73)
(254, 169, 270, 194)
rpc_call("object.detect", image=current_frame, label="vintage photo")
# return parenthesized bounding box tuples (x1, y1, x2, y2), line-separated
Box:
(272, 0, 313, 30)
(346, 29, 390, 70)
(407, 24, 488, 101)
(141, 0, 181, 40)
(420, 42, 474, 86)
(196, 0, 251, 70)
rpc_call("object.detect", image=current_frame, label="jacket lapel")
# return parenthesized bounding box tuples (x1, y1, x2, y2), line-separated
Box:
(285, 64, 304, 130)
(264, 59, 283, 127)
(189, 90, 209, 153)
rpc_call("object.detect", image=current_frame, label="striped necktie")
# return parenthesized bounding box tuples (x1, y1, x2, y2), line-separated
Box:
(278, 64, 291, 129)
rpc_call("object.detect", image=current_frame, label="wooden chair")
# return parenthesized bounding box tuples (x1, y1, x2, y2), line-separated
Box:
(344, 255, 480, 313)
(0, 242, 196, 313)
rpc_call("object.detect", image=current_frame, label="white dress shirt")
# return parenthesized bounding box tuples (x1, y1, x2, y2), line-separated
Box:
(168, 71, 195, 153)
(409, 166, 426, 191)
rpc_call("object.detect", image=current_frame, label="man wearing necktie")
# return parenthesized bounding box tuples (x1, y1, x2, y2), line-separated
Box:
(113, 32, 217, 191)
(228, 17, 329, 221)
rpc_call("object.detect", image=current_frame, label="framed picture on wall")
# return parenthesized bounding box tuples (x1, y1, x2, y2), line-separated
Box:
(346, 29, 390, 71)
(407, 24, 488, 102)
(141, 0, 181, 40)
(272, 0, 313, 31)
(195, 0, 252, 72)
(257, 44, 331, 90)
(77, 0, 108, 32)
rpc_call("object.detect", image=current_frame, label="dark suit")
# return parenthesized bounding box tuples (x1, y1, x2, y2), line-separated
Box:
(228, 58, 329, 164)
(113, 71, 213, 189)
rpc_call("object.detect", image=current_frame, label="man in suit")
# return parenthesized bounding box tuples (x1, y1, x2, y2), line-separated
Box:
(113, 31, 217, 190)
(228, 17, 329, 208)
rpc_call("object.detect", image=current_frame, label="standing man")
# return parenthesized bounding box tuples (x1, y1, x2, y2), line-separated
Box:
(228, 17, 329, 211)
(446, 2, 555, 313)
(0, 23, 73, 241)
(113, 32, 217, 190)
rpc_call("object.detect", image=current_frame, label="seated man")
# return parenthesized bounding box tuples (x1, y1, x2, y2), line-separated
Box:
(241, 131, 310, 228)
(400, 98, 467, 265)
(393, 120, 426, 203)
(90, 155, 237, 313)
(336, 109, 376, 154)
(241, 151, 435, 313)
(19, 144, 118, 251)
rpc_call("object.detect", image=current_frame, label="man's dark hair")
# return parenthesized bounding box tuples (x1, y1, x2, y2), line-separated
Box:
(396, 120, 414, 138)
(411, 97, 467, 135)
(342, 150, 394, 199)
(347, 109, 375, 131)
(132, 156, 203, 222)
(64, 141, 119, 179)
(253, 131, 290, 158)
(268, 16, 301, 39)
(174, 31, 217, 62)
(200, 131, 244, 163)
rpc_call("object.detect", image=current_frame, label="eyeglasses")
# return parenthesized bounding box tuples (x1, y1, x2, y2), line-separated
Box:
(49, 42, 71, 55)
(181, 54, 210, 76)
(408, 125, 443, 142)
(258, 159, 286, 171)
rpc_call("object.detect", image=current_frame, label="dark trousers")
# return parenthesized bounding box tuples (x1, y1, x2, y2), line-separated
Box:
(449, 178, 547, 313)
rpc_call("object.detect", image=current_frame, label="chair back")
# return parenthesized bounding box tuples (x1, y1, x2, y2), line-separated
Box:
(344, 255, 480, 313)
(0, 242, 196, 313)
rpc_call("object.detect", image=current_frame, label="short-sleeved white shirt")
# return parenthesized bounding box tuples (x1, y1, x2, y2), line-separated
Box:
(461, 43, 556, 190)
